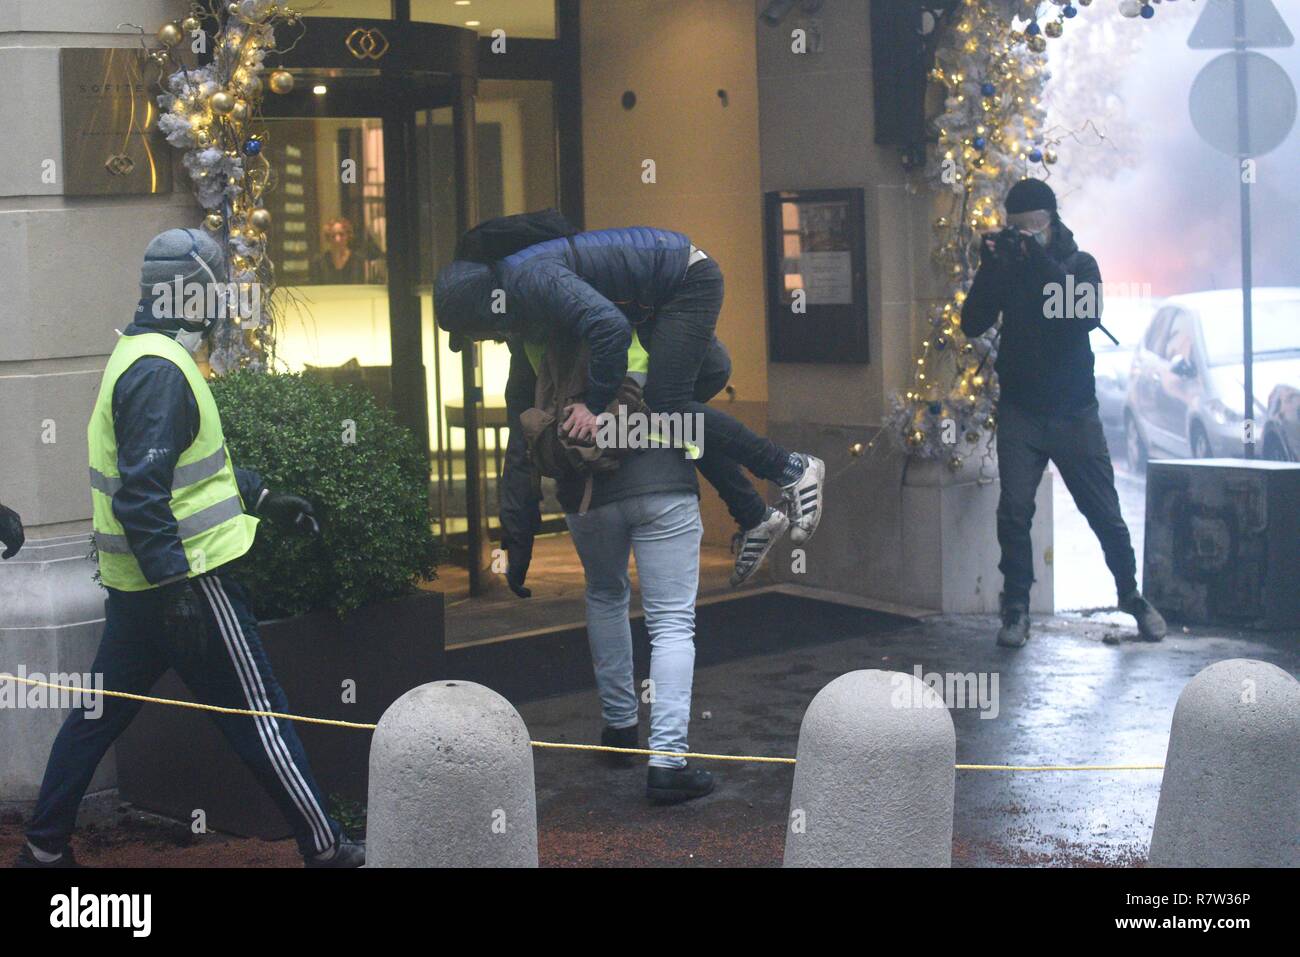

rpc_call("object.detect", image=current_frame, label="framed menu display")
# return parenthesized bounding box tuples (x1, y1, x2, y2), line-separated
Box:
(764, 188, 869, 364)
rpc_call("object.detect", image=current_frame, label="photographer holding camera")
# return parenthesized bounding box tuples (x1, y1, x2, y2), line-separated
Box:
(961, 178, 1165, 647)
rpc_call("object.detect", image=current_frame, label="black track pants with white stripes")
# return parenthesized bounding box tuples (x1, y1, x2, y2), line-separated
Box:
(27, 573, 341, 859)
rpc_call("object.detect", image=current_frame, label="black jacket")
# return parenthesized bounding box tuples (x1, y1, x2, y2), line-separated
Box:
(498, 339, 698, 532)
(108, 305, 265, 585)
(960, 222, 1102, 414)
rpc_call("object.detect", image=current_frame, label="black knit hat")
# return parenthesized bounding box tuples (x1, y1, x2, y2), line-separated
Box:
(1005, 178, 1057, 215)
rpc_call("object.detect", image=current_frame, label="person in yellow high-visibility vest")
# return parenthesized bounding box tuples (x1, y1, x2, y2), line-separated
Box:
(18, 229, 362, 869)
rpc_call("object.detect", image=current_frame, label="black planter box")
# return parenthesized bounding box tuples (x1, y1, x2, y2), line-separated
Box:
(116, 589, 444, 840)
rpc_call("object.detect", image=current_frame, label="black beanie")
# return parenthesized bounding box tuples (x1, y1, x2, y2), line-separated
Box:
(1005, 178, 1057, 214)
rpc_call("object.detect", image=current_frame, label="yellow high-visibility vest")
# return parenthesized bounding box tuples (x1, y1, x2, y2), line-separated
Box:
(88, 333, 258, 591)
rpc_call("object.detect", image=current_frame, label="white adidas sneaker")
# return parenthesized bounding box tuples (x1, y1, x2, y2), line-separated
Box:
(730, 507, 790, 587)
(783, 454, 825, 545)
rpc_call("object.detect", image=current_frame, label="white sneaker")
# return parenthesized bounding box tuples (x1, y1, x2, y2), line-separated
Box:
(730, 508, 789, 587)
(783, 454, 825, 545)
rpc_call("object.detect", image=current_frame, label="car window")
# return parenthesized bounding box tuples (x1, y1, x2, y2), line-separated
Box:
(1162, 311, 1197, 362)
(1145, 309, 1172, 352)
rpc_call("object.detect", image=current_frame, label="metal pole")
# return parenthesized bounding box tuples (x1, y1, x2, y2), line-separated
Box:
(1234, 0, 1255, 458)
(453, 75, 490, 595)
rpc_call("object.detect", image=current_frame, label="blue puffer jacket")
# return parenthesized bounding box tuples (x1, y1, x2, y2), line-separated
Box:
(434, 226, 693, 413)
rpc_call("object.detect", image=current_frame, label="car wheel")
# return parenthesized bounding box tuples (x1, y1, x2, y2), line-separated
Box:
(1189, 422, 1213, 459)
(1125, 413, 1147, 473)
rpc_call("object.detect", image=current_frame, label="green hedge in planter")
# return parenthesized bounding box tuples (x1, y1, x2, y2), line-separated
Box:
(211, 370, 439, 620)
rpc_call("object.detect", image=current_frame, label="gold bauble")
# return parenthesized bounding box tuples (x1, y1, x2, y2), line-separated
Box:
(231, 99, 250, 122)
(269, 70, 294, 95)
(948, 455, 964, 472)
(238, 74, 263, 97)
(228, 3, 241, 14)
(210, 91, 236, 115)
(1044, 148, 1059, 165)
(1044, 20, 1063, 39)
(204, 212, 224, 232)
(194, 129, 211, 147)
(157, 22, 184, 47)
(182, 16, 202, 34)
(984, 416, 997, 430)
(1027, 34, 1047, 53)
(249, 208, 273, 231)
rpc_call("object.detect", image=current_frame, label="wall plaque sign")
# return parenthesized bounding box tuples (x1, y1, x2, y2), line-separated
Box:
(59, 48, 173, 197)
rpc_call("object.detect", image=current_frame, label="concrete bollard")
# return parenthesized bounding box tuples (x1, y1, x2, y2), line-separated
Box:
(366, 680, 538, 867)
(1149, 658, 1299, 868)
(783, 669, 955, 867)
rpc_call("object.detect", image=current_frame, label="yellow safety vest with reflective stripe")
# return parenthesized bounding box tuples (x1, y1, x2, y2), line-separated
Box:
(523, 330, 650, 384)
(88, 333, 258, 591)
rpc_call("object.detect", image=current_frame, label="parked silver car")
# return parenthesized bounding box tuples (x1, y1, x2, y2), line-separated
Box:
(1092, 297, 1160, 432)
(1263, 383, 1300, 461)
(1124, 288, 1300, 469)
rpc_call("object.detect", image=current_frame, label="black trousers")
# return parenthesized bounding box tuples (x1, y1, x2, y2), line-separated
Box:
(995, 400, 1138, 605)
(26, 573, 341, 859)
(645, 257, 790, 530)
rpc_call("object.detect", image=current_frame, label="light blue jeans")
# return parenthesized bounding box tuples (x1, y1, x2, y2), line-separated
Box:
(565, 492, 702, 768)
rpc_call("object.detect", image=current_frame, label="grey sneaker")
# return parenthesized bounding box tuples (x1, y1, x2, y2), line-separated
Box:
(782, 454, 825, 545)
(996, 599, 1030, 648)
(305, 837, 366, 868)
(1119, 590, 1167, 642)
(730, 507, 789, 586)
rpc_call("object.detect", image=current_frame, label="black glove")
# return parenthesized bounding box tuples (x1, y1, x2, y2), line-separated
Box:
(161, 580, 208, 652)
(504, 536, 533, 599)
(0, 504, 24, 560)
(258, 491, 320, 536)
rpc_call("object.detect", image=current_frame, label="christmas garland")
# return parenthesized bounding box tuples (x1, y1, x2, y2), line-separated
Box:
(132, 0, 306, 373)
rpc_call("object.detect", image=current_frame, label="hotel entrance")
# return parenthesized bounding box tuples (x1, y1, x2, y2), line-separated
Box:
(258, 2, 574, 597)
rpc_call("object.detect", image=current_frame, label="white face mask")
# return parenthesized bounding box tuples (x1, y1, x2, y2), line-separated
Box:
(173, 238, 225, 354)
(175, 328, 206, 354)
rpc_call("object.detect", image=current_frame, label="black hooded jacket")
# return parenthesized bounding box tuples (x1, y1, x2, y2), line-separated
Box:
(960, 221, 1102, 415)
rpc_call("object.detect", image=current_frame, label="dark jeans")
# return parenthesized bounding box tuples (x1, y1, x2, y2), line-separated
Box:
(646, 257, 789, 530)
(26, 573, 341, 859)
(996, 400, 1138, 605)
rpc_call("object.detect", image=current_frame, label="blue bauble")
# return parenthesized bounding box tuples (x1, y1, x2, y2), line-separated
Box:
(973, 136, 987, 150)
(928, 402, 943, 416)
(1064, 5, 1077, 17)
(243, 139, 263, 156)
(980, 82, 996, 96)
(1140, 4, 1154, 18)
(1026, 21, 1041, 36)
(1029, 148, 1043, 163)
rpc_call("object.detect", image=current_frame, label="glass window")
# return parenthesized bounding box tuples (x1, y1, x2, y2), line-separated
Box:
(411, 0, 556, 39)
(305, 0, 394, 18)
(261, 117, 392, 409)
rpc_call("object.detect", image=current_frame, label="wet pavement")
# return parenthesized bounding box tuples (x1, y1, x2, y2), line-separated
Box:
(518, 606, 1298, 867)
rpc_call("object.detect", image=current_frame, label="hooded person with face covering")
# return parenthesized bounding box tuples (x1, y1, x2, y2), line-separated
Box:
(961, 179, 1166, 648)
(18, 229, 363, 869)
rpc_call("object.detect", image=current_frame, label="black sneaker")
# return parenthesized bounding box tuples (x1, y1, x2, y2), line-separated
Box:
(1119, 590, 1167, 642)
(996, 598, 1030, 648)
(14, 842, 80, 868)
(600, 724, 640, 768)
(646, 762, 715, 805)
(305, 837, 366, 869)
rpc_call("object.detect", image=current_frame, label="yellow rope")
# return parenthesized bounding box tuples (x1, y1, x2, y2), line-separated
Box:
(0, 673, 1164, 772)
